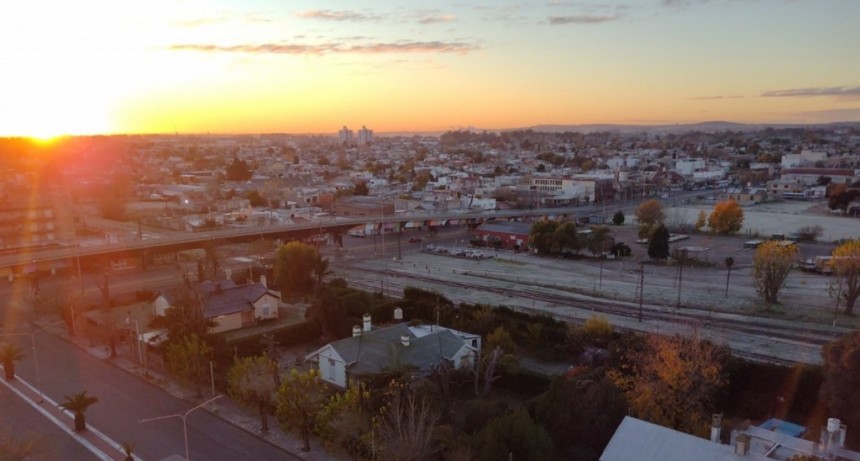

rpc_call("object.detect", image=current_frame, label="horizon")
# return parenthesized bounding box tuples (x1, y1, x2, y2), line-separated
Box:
(2, 0, 859, 138)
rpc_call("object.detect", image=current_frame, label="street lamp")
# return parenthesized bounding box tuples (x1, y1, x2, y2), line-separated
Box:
(140, 395, 223, 461)
(1, 319, 66, 403)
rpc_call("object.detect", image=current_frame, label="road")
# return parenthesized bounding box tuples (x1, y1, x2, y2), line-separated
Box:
(4, 327, 301, 461)
(0, 383, 100, 461)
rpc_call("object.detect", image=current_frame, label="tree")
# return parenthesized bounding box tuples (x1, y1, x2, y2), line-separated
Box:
(831, 239, 860, 315)
(821, 331, 860, 438)
(609, 334, 729, 435)
(225, 155, 252, 181)
(315, 384, 372, 461)
(796, 225, 823, 242)
(375, 380, 440, 461)
(273, 241, 320, 295)
(724, 257, 734, 297)
(585, 226, 612, 257)
(164, 334, 212, 398)
(0, 428, 41, 460)
(708, 199, 744, 234)
(529, 220, 560, 255)
(312, 256, 331, 291)
(635, 199, 664, 228)
(477, 327, 519, 396)
(533, 374, 626, 459)
(695, 210, 707, 232)
(353, 181, 369, 196)
(228, 355, 278, 433)
(552, 221, 580, 254)
(276, 369, 329, 452)
(612, 210, 625, 226)
(827, 185, 859, 214)
(0, 343, 24, 381)
(473, 408, 553, 461)
(648, 224, 670, 260)
(59, 391, 99, 432)
(753, 241, 798, 305)
(152, 280, 215, 343)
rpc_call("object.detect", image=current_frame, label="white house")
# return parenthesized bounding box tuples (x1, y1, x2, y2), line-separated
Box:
(305, 316, 481, 389)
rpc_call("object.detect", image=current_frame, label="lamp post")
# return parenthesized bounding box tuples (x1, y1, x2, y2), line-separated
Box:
(140, 395, 223, 461)
(1, 319, 66, 403)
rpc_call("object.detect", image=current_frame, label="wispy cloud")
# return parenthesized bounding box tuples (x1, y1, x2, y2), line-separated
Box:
(417, 14, 457, 24)
(169, 40, 478, 55)
(689, 95, 744, 100)
(295, 9, 383, 22)
(761, 86, 860, 100)
(548, 14, 620, 24)
(175, 11, 272, 27)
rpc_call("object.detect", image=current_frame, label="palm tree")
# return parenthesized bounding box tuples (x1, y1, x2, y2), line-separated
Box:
(0, 343, 25, 381)
(312, 256, 331, 291)
(60, 391, 99, 431)
(121, 442, 135, 461)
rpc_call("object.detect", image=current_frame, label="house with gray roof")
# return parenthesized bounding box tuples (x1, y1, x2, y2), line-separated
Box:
(601, 416, 859, 461)
(305, 315, 481, 389)
(199, 278, 280, 334)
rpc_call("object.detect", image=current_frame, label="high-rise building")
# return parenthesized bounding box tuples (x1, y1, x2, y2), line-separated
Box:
(338, 126, 354, 145)
(357, 125, 374, 146)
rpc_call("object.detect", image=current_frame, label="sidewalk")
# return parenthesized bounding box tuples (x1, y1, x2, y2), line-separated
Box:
(39, 318, 348, 461)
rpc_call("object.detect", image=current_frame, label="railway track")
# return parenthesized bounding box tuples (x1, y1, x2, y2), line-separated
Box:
(335, 264, 844, 365)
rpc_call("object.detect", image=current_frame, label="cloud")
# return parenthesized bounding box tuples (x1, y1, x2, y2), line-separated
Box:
(417, 14, 457, 24)
(295, 9, 383, 22)
(761, 86, 860, 100)
(169, 40, 478, 55)
(689, 95, 744, 100)
(175, 11, 272, 27)
(548, 14, 621, 24)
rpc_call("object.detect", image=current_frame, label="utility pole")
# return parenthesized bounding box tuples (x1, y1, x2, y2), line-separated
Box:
(638, 262, 645, 322)
(676, 258, 684, 309)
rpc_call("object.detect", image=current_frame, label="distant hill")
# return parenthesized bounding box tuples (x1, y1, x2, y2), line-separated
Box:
(518, 121, 859, 134)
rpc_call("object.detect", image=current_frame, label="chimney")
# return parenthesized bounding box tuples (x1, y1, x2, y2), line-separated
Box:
(711, 414, 723, 443)
(821, 417, 846, 452)
(352, 325, 362, 337)
(393, 307, 403, 321)
(401, 335, 410, 347)
(734, 434, 750, 456)
(362, 313, 372, 332)
(260, 275, 267, 288)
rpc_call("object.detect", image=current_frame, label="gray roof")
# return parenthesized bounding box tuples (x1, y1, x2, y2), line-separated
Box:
(476, 221, 533, 236)
(601, 417, 770, 461)
(200, 282, 274, 318)
(328, 323, 468, 377)
(602, 417, 860, 461)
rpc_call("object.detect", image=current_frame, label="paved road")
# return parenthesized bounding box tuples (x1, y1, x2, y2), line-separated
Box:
(0, 383, 100, 461)
(6, 327, 301, 461)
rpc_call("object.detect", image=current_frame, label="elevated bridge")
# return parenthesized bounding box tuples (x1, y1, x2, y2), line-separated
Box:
(0, 207, 594, 278)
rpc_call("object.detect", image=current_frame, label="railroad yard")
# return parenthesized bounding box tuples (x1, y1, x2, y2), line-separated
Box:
(327, 200, 859, 366)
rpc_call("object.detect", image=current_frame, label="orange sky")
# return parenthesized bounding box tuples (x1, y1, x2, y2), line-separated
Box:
(2, 0, 859, 137)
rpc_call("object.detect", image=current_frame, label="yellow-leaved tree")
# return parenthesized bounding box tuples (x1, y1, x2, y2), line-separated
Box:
(708, 199, 744, 234)
(831, 239, 860, 315)
(753, 241, 798, 305)
(609, 334, 729, 435)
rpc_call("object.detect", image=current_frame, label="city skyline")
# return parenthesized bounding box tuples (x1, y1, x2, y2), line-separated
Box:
(2, 0, 859, 138)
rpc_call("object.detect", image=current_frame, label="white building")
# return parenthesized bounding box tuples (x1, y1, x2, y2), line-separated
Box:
(338, 126, 354, 145)
(305, 317, 480, 389)
(357, 125, 373, 145)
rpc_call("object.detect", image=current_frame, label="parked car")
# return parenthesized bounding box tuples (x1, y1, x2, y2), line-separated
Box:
(408, 237, 422, 243)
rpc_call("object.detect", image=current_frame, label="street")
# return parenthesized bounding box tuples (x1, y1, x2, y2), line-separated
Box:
(4, 326, 301, 461)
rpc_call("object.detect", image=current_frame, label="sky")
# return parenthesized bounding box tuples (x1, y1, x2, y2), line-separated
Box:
(1, 0, 859, 137)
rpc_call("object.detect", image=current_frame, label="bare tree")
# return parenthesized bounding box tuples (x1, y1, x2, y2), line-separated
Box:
(375, 381, 440, 461)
